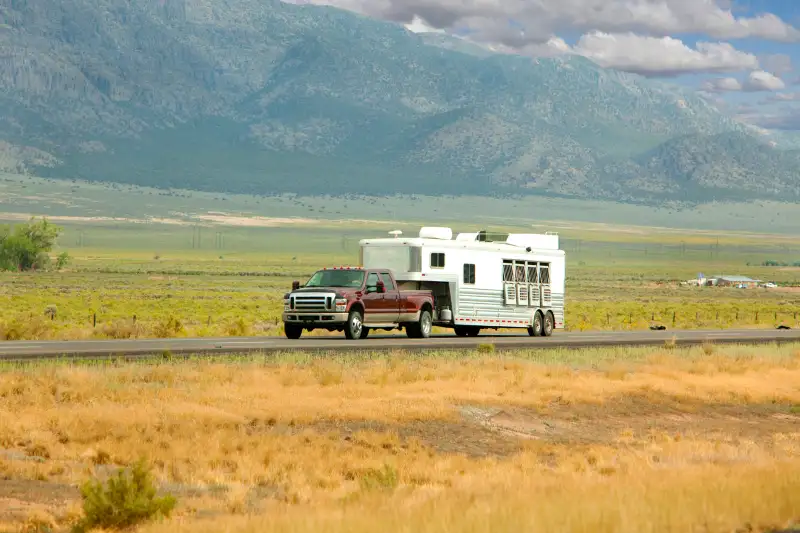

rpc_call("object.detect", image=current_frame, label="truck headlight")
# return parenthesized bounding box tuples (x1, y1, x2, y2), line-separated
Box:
(335, 298, 347, 312)
(284, 298, 290, 311)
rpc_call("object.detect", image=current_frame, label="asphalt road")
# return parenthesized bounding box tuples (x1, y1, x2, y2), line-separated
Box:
(1, 328, 799, 362)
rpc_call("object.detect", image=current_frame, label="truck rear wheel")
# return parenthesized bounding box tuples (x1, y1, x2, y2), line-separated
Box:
(528, 312, 543, 337)
(344, 309, 364, 340)
(407, 309, 432, 339)
(284, 324, 302, 339)
(543, 312, 554, 337)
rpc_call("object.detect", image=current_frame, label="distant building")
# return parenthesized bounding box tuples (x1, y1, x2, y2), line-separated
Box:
(713, 275, 761, 288)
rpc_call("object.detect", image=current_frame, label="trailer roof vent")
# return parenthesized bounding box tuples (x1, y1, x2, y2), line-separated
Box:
(388, 230, 403, 238)
(419, 227, 453, 240)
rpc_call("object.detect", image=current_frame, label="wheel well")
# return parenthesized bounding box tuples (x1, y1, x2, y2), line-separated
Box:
(421, 302, 433, 315)
(349, 303, 364, 316)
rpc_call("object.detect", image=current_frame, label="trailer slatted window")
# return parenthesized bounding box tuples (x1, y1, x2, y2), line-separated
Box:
(540, 263, 551, 284)
(515, 263, 526, 282)
(527, 263, 538, 283)
(463, 264, 476, 285)
(431, 252, 445, 268)
(502, 261, 514, 282)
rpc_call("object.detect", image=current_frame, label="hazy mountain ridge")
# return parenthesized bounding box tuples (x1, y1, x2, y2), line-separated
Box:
(0, 0, 797, 204)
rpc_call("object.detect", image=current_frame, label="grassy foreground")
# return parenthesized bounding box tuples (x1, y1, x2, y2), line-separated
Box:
(1, 344, 799, 532)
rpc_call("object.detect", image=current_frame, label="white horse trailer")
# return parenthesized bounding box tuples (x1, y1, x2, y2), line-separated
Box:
(359, 227, 566, 337)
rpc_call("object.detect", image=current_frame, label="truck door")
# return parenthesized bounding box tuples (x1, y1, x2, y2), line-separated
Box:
(362, 272, 384, 323)
(379, 272, 401, 323)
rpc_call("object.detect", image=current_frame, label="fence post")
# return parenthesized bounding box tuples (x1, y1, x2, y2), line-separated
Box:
(673, 311, 676, 326)
(93, 313, 96, 327)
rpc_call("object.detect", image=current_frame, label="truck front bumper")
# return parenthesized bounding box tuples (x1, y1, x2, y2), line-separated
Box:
(282, 312, 350, 325)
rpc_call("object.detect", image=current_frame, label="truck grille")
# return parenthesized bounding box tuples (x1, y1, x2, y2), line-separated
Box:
(292, 294, 332, 311)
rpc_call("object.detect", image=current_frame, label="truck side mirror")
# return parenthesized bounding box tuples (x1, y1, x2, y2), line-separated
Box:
(292, 281, 300, 290)
(376, 280, 385, 293)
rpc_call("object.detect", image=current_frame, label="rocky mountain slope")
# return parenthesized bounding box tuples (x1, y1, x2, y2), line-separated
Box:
(1, 0, 798, 204)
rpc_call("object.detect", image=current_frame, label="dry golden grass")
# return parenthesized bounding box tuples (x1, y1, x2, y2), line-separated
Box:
(1, 344, 799, 533)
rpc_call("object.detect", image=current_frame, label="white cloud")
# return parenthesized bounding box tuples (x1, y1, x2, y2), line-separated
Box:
(701, 77, 743, 92)
(700, 70, 786, 94)
(284, 0, 800, 46)
(567, 32, 759, 77)
(743, 70, 786, 92)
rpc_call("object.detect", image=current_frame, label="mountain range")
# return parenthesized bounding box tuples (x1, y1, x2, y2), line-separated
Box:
(1, 0, 798, 205)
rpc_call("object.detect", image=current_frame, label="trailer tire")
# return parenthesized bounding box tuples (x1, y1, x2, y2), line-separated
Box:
(344, 309, 365, 340)
(528, 312, 543, 337)
(284, 324, 303, 339)
(407, 309, 432, 339)
(454, 326, 470, 337)
(543, 311, 554, 337)
(466, 327, 481, 337)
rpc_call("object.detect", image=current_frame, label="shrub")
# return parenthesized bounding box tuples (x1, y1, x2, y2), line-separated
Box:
(71, 458, 177, 533)
(0, 217, 63, 272)
(358, 464, 399, 492)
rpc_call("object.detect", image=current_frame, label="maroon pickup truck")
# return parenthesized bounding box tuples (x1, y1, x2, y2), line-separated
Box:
(282, 267, 435, 340)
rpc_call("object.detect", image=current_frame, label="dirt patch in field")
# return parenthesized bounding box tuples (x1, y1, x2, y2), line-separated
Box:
(0, 479, 77, 523)
(245, 395, 800, 458)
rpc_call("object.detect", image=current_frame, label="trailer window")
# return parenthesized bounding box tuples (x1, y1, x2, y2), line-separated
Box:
(527, 263, 538, 283)
(515, 263, 525, 282)
(463, 264, 475, 285)
(431, 252, 445, 268)
(540, 264, 551, 284)
(502, 261, 513, 282)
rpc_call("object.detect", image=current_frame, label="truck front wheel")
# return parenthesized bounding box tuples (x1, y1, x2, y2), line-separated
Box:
(284, 324, 303, 339)
(344, 309, 364, 340)
(407, 309, 432, 339)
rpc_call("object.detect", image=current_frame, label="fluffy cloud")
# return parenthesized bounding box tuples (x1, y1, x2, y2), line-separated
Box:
(743, 70, 786, 91)
(701, 70, 786, 93)
(701, 77, 743, 92)
(287, 0, 800, 46)
(569, 33, 758, 77)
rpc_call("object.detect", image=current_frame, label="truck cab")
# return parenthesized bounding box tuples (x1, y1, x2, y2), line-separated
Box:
(282, 267, 435, 340)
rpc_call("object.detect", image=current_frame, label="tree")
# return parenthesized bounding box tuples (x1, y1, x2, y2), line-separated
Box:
(0, 217, 65, 271)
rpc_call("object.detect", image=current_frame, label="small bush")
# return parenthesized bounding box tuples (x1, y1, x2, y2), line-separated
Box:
(71, 458, 177, 533)
(477, 343, 495, 353)
(358, 464, 399, 492)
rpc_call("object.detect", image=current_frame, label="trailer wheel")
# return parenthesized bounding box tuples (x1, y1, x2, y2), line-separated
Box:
(344, 309, 364, 340)
(543, 312, 554, 337)
(407, 309, 432, 339)
(528, 312, 543, 337)
(284, 324, 302, 339)
(454, 326, 469, 337)
(466, 327, 481, 337)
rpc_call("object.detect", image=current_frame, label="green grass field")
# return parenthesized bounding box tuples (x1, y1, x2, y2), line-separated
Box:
(1, 215, 798, 341)
(1, 171, 799, 341)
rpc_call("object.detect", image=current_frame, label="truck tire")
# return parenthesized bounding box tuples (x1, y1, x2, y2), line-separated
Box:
(344, 309, 364, 340)
(407, 309, 432, 339)
(284, 324, 302, 339)
(543, 312, 554, 337)
(528, 311, 543, 337)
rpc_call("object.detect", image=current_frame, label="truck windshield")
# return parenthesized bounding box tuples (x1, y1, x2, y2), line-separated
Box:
(304, 269, 365, 288)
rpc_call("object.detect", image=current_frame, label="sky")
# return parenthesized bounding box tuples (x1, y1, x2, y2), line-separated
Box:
(288, 0, 800, 131)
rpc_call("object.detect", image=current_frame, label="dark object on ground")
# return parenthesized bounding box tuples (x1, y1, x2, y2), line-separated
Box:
(649, 325, 667, 331)
(777, 325, 792, 330)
